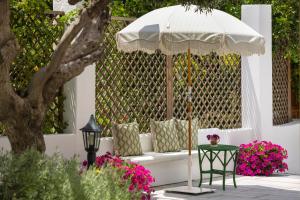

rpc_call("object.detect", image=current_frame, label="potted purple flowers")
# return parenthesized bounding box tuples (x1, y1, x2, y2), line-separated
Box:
(207, 134, 220, 146)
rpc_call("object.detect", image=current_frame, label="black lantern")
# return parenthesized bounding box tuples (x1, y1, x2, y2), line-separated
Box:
(80, 115, 102, 167)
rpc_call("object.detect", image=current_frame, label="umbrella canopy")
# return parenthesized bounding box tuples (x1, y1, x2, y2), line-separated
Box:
(116, 5, 265, 56)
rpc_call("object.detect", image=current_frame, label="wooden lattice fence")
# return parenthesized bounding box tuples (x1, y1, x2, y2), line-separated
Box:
(272, 43, 291, 125)
(96, 18, 242, 136)
(172, 53, 241, 128)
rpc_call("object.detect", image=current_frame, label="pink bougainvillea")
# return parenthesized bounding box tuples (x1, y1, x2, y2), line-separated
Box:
(82, 152, 155, 200)
(237, 141, 288, 176)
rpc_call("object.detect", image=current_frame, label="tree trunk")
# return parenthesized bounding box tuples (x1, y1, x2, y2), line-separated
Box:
(4, 100, 47, 154)
(6, 126, 46, 154)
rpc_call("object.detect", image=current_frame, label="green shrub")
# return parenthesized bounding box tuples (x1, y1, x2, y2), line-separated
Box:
(81, 167, 133, 200)
(0, 150, 144, 200)
(0, 149, 81, 200)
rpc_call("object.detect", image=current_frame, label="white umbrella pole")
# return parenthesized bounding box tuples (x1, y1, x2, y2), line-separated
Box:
(187, 48, 193, 189)
(164, 49, 214, 195)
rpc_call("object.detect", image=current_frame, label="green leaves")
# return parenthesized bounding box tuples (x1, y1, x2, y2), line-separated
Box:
(0, 150, 80, 200)
(111, 0, 221, 17)
(59, 9, 80, 25)
(10, 0, 63, 93)
(81, 167, 133, 200)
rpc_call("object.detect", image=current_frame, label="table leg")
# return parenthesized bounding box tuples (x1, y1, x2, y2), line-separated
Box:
(233, 151, 238, 188)
(223, 150, 227, 191)
(209, 150, 213, 185)
(198, 148, 203, 187)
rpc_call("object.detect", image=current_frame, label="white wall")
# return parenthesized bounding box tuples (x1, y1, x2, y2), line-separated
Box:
(269, 122, 300, 174)
(241, 5, 300, 174)
(0, 134, 77, 159)
(53, 0, 77, 11)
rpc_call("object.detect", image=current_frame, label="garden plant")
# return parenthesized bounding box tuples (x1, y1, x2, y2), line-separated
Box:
(0, 149, 155, 200)
(237, 141, 288, 176)
(81, 152, 155, 200)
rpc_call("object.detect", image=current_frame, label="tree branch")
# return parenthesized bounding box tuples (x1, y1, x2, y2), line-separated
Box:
(43, 48, 103, 106)
(41, 0, 110, 106)
(0, 0, 10, 47)
(28, 0, 109, 103)
(27, 12, 90, 101)
(0, 0, 22, 120)
(0, 0, 15, 74)
(62, 17, 103, 64)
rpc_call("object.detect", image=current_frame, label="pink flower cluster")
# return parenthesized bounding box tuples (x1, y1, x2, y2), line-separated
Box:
(82, 152, 155, 200)
(237, 141, 288, 176)
(95, 152, 123, 168)
(123, 164, 154, 200)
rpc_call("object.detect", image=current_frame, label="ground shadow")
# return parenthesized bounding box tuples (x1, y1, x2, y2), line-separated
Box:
(152, 175, 300, 200)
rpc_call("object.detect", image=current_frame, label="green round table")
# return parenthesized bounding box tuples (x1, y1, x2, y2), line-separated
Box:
(197, 144, 239, 190)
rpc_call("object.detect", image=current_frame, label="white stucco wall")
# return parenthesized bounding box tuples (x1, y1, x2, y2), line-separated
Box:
(53, 0, 77, 11)
(0, 134, 77, 159)
(242, 5, 300, 174)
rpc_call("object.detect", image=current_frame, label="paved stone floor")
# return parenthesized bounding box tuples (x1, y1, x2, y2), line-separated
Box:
(152, 174, 300, 200)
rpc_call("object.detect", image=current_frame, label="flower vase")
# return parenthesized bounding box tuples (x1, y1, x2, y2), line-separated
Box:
(210, 139, 219, 146)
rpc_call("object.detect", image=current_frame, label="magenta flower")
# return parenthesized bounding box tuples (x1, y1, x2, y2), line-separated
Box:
(128, 184, 135, 191)
(237, 141, 288, 176)
(82, 160, 88, 167)
(81, 152, 155, 199)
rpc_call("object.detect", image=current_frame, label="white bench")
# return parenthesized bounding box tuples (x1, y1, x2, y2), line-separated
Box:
(97, 128, 248, 186)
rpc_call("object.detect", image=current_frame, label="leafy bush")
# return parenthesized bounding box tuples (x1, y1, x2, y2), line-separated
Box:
(0, 149, 80, 200)
(81, 152, 155, 200)
(81, 166, 134, 200)
(237, 141, 288, 176)
(0, 150, 154, 200)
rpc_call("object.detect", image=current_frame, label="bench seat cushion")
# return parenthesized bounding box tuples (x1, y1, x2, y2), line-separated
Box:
(122, 150, 198, 165)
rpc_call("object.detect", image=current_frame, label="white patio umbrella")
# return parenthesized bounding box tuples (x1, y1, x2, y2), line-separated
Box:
(116, 5, 265, 194)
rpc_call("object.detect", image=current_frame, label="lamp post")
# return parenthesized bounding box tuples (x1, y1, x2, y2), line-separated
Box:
(80, 115, 102, 168)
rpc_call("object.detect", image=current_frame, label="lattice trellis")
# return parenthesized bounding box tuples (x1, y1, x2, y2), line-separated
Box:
(0, 10, 66, 135)
(173, 53, 241, 128)
(272, 49, 290, 125)
(96, 18, 242, 136)
(96, 18, 166, 136)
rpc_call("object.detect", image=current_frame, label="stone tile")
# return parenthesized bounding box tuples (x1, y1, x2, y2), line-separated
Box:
(153, 174, 300, 200)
